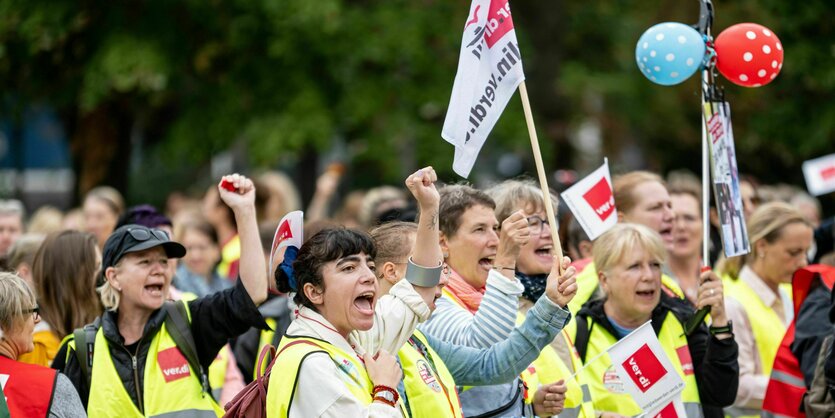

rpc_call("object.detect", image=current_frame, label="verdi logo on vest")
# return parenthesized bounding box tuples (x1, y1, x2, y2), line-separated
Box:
(158, 347, 191, 383)
(622, 344, 667, 392)
(675, 346, 694, 376)
(416, 360, 443, 392)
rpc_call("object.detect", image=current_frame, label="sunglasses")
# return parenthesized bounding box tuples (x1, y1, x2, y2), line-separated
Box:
(126, 227, 170, 242)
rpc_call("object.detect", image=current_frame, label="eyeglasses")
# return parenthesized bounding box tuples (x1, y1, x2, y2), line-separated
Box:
(527, 216, 550, 235)
(24, 306, 40, 321)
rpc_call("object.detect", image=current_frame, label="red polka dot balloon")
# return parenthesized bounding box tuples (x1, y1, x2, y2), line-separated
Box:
(715, 23, 784, 87)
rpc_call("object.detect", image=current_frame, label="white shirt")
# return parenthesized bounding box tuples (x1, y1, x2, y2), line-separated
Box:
(285, 279, 429, 418)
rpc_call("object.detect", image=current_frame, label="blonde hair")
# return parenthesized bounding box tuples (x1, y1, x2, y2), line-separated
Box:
(716, 201, 811, 280)
(486, 179, 559, 224)
(370, 222, 417, 266)
(593, 223, 668, 277)
(613, 171, 666, 215)
(85, 186, 125, 216)
(27, 206, 64, 235)
(98, 280, 120, 312)
(0, 272, 37, 334)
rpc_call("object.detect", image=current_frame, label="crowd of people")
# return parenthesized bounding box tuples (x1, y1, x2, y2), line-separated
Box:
(0, 164, 832, 418)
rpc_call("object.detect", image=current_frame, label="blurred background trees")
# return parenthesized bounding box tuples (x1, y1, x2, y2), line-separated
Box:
(1, 0, 833, 209)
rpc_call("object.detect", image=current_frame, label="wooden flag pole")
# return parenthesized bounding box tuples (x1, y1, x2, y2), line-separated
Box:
(518, 81, 564, 262)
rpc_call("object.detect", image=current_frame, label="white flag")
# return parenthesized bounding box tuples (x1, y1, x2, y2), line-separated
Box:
(560, 159, 617, 240)
(607, 321, 685, 414)
(442, 0, 525, 178)
(268, 210, 304, 276)
(803, 153, 835, 196)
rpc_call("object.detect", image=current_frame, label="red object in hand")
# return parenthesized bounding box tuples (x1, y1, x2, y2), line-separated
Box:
(715, 23, 783, 88)
(220, 179, 237, 192)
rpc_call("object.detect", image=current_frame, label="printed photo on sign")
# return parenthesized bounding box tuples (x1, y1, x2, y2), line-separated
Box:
(802, 153, 835, 196)
(561, 159, 617, 240)
(703, 101, 750, 258)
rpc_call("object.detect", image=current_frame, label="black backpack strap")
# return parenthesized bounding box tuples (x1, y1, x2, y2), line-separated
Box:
(574, 315, 592, 363)
(72, 317, 101, 386)
(163, 301, 210, 396)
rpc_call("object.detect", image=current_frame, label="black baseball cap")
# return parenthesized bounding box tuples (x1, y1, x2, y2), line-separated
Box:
(100, 224, 186, 284)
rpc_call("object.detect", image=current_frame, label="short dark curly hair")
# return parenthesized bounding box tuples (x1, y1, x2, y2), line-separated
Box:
(276, 228, 377, 311)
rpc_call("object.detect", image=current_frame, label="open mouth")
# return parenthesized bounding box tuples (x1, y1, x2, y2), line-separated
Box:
(144, 284, 164, 297)
(659, 227, 674, 243)
(353, 292, 375, 315)
(478, 257, 494, 270)
(635, 289, 656, 299)
(535, 244, 553, 258)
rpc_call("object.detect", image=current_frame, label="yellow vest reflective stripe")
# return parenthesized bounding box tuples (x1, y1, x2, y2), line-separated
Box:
(569, 263, 684, 314)
(581, 312, 702, 417)
(722, 277, 786, 418)
(397, 330, 463, 418)
(723, 276, 784, 377)
(218, 235, 241, 279)
(266, 336, 373, 418)
(515, 313, 594, 418)
(85, 318, 223, 417)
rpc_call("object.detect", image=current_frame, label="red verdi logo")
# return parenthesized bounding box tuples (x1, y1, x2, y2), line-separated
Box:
(652, 401, 680, 418)
(582, 177, 615, 221)
(158, 347, 190, 383)
(484, 0, 514, 48)
(621, 344, 667, 393)
(676, 345, 694, 376)
(821, 164, 835, 181)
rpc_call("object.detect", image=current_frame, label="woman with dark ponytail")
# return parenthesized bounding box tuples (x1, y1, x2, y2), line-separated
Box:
(266, 167, 444, 418)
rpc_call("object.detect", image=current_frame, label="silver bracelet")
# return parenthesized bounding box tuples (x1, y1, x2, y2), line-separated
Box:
(405, 257, 443, 287)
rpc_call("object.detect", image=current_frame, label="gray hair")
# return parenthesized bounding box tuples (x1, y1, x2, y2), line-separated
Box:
(0, 199, 25, 220)
(485, 178, 559, 224)
(0, 272, 36, 334)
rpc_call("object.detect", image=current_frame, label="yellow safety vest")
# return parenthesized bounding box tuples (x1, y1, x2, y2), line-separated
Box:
(218, 234, 240, 279)
(515, 313, 594, 418)
(253, 317, 282, 380)
(266, 335, 373, 418)
(577, 312, 703, 417)
(569, 262, 685, 314)
(722, 276, 787, 418)
(82, 317, 223, 417)
(397, 330, 463, 418)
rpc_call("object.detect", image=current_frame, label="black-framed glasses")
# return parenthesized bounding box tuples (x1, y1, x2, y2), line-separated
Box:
(526, 215, 550, 235)
(24, 306, 40, 320)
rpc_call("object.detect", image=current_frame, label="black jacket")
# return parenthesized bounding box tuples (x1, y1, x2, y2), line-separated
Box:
(575, 292, 739, 418)
(52, 278, 268, 412)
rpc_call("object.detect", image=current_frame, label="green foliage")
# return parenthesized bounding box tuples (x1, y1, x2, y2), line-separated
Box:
(1, 0, 833, 203)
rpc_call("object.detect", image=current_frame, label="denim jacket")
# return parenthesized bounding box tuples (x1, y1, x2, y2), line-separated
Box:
(399, 295, 571, 417)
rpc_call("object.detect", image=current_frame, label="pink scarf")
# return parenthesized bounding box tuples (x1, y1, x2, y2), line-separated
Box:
(445, 267, 486, 315)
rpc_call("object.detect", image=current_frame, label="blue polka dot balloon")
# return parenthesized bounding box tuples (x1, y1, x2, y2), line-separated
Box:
(635, 22, 706, 86)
